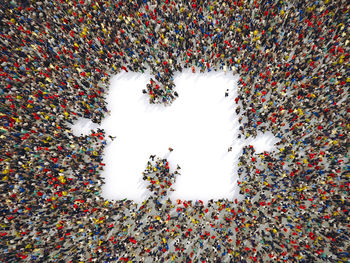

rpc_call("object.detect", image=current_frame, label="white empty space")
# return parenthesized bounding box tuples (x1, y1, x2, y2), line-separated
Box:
(71, 70, 279, 203)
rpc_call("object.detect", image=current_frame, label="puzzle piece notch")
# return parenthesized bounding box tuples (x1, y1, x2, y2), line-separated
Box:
(142, 155, 181, 199)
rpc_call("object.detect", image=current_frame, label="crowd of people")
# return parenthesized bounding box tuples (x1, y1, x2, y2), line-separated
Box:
(1, 0, 349, 262)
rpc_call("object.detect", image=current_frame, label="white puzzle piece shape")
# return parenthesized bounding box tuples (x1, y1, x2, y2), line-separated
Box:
(71, 70, 280, 203)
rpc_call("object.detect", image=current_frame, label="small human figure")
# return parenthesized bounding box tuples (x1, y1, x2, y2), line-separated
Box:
(109, 135, 116, 141)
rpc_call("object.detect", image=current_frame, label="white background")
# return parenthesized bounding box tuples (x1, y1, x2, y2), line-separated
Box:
(71, 70, 279, 203)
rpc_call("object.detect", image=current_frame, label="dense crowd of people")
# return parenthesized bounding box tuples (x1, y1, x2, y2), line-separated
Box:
(1, 0, 349, 262)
